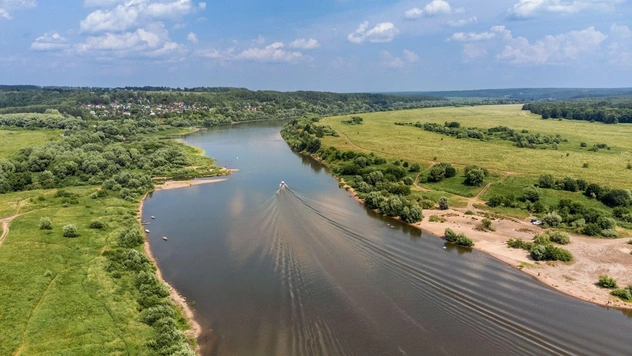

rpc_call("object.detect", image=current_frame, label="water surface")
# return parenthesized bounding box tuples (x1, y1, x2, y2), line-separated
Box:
(143, 121, 632, 356)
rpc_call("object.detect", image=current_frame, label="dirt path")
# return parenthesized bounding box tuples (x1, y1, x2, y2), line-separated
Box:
(413, 162, 437, 191)
(338, 131, 370, 152)
(0, 200, 25, 248)
(467, 172, 513, 210)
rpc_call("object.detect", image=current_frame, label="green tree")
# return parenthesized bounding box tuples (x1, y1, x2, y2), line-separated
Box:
(465, 168, 486, 186)
(62, 224, 78, 238)
(522, 186, 542, 202)
(39, 217, 52, 230)
(438, 196, 449, 210)
(538, 174, 555, 188)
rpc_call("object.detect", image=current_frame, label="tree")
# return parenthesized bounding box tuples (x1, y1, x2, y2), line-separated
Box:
(522, 186, 542, 202)
(465, 168, 486, 186)
(409, 163, 421, 173)
(63, 224, 78, 237)
(538, 174, 555, 188)
(543, 211, 562, 227)
(438, 197, 449, 210)
(601, 189, 632, 208)
(39, 217, 52, 230)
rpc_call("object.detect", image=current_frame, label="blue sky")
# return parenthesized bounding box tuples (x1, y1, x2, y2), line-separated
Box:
(0, 0, 631, 91)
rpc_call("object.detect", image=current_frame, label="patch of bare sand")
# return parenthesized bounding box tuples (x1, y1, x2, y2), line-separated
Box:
(155, 178, 229, 191)
(418, 209, 632, 309)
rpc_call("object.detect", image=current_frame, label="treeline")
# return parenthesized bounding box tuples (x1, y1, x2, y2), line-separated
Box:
(281, 119, 423, 224)
(396, 121, 565, 149)
(487, 174, 631, 238)
(523, 99, 632, 124)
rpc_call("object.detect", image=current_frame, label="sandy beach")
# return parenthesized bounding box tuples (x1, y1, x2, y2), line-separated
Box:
(154, 177, 229, 191)
(339, 180, 632, 310)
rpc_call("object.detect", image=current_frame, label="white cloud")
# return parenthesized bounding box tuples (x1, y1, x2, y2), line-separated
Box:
(30, 32, 69, 51)
(187, 32, 198, 43)
(498, 26, 607, 64)
(84, 0, 126, 7)
(380, 49, 419, 68)
(405, 0, 452, 19)
(75, 24, 183, 58)
(610, 23, 631, 38)
(0, 0, 36, 19)
(289, 38, 320, 49)
(508, 0, 624, 19)
(462, 43, 488, 60)
(348, 21, 399, 44)
(403, 49, 419, 63)
(253, 35, 265, 45)
(608, 24, 632, 68)
(447, 16, 477, 27)
(80, 0, 204, 33)
(236, 42, 305, 62)
(447, 30, 495, 42)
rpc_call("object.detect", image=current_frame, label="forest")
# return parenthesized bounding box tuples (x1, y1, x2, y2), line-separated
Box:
(523, 98, 632, 124)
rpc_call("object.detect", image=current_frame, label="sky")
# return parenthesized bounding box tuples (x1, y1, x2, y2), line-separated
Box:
(0, 0, 631, 92)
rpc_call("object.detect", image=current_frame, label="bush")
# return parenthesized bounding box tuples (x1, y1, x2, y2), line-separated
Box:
(402, 177, 414, 185)
(531, 244, 573, 261)
(39, 217, 53, 230)
(522, 186, 542, 202)
(538, 174, 555, 188)
(464, 210, 474, 215)
(533, 233, 550, 245)
(542, 211, 562, 227)
(420, 199, 435, 209)
(409, 163, 421, 172)
(597, 275, 618, 289)
(611, 287, 632, 301)
(438, 196, 449, 210)
(600, 229, 618, 238)
(119, 228, 144, 248)
(507, 238, 533, 250)
(89, 220, 105, 229)
(444, 228, 474, 247)
(429, 215, 446, 223)
(464, 167, 487, 186)
(481, 218, 493, 230)
(583, 223, 602, 236)
(549, 231, 570, 244)
(62, 224, 78, 238)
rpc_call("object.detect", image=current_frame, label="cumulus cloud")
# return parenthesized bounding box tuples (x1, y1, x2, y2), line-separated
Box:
(75, 24, 183, 58)
(405, 0, 452, 19)
(608, 24, 632, 68)
(0, 0, 37, 19)
(289, 38, 320, 49)
(507, 0, 624, 19)
(348, 21, 399, 44)
(187, 32, 198, 43)
(447, 25, 510, 42)
(447, 16, 477, 27)
(80, 0, 205, 33)
(497, 26, 606, 64)
(237, 42, 304, 62)
(462, 43, 488, 61)
(30, 32, 69, 51)
(379, 49, 419, 68)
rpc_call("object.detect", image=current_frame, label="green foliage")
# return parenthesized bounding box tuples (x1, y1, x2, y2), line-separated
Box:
(39, 217, 52, 230)
(507, 238, 533, 250)
(89, 220, 105, 229)
(481, 218, 493, 230)
(464, 165, 488, 186)
(409, 163, 421, 172)
(118, 228, 144, 248)
(538, 174, 556, 189)
(542, 211, 563, 227)
(428, 162, 456, 182)
(522, 186, 542, 202)
(444, 228, 474, 247)
(533, 233, 551, 245)
(438, 196, 449, 210)
(62, 224, 78, 238)
(530, 244, 573, 262)
(464, 210, 474, 215)
(549, 231, 570, 244)
(597, 275, 618, 289)
(611, 286, 632, 301)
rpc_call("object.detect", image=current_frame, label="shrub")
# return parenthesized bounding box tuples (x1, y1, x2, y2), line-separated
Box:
(89, 220, 105, 229)
(549, 231, 570, 244)
(611, 287, 632, 301)
(444, 228, 474, 247)
(538, 174, 555, 188)
(533, 233, 550, 245)
(464, 168, 486, 186)
(409, 163, 421, 172)
(542, 212, 562, 227)
(583, 223, 602, 236)
(438, 196, 449, 210)
(507, 238, 533, 250)
(402, 177, 414, 185)
(62, 224, 78, 238)
(530, 245, 547, 261)
(598, 275, 618, 289)
(39, 217, 53, 230)
(600, 229, 618, 238)
(481, 218, 493, 230)
(522, 186, 542, 202)
(119, 228, 144, 248)
(429, 215, 446, 223)
(464, 210, 474, 215)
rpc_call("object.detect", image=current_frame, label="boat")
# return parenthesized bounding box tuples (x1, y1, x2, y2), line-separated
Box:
(151, 216, 155, 220)
(145, 229, 150, 233)
(162, 236, 168, 241)
(280, 181, 287, 188)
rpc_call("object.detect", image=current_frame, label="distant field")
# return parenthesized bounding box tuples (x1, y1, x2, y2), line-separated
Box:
(321, 105, 632, 188)
(0, 129, 60, 158)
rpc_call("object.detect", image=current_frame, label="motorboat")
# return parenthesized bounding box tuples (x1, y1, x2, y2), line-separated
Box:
(280, 181, 287, 188)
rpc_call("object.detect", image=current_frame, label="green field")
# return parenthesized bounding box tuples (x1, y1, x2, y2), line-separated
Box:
(321, 104, 632, 188)
(0, 129, 61, 158)
(0, 188, 161, 354)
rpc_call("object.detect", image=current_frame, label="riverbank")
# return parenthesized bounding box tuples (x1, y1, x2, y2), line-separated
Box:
(138, 177, 232, 354)
(331, 164, 632, 310)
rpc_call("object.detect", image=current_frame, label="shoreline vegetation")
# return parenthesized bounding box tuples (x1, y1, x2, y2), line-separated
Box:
(281, 107, 632, 310)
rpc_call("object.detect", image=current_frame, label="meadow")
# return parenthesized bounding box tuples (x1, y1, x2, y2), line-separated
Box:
(321, 104, 632, 188)
(0, 129, 61, 158)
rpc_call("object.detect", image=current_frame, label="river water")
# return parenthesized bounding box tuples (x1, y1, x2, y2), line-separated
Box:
(142, 121, 632, 356)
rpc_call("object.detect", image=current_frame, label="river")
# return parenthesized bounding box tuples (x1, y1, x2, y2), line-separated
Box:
(142, 121, 632, 356)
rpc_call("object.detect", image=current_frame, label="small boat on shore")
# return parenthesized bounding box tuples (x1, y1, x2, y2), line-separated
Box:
(162, 236, 168, 241)
(145, 229, 150, 233)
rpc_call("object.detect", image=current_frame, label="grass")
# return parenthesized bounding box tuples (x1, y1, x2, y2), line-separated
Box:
(321, 104, 632, 188)
(0, 129, 61, 158)
(0, 188, 160, 354)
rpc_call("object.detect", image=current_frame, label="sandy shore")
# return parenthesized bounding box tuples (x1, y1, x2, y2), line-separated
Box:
(138, 176, 231, 354)
(339, 180, 632, 310)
